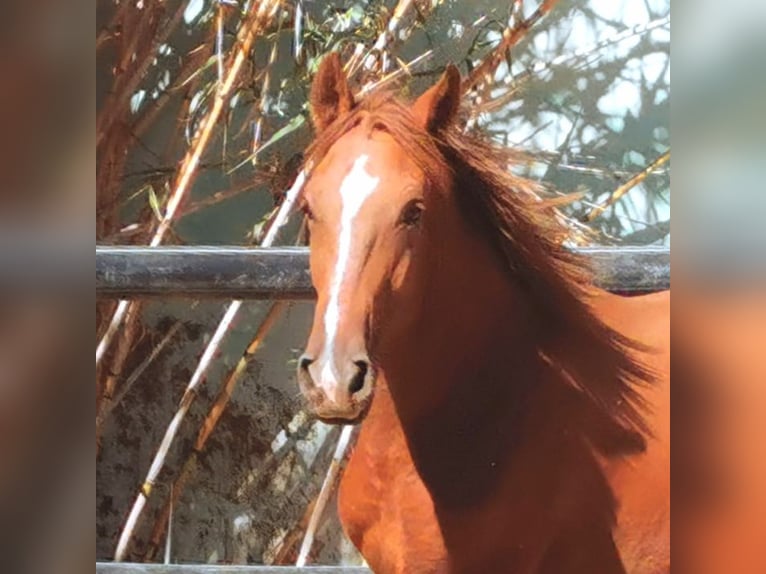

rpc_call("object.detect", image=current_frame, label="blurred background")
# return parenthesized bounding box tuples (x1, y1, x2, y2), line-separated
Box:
(0, 0, 91, 572)
(95, 0, 670, 566)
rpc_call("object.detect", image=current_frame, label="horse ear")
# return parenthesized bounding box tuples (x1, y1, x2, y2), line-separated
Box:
(412, 64, 462, 132)
(309, 53, 355, 132)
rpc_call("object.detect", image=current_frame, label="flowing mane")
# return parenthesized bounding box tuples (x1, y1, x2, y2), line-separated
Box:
(304, 90, 653, 455)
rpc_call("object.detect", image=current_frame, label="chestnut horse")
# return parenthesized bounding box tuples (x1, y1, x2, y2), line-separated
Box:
(296, 54, 669, 573)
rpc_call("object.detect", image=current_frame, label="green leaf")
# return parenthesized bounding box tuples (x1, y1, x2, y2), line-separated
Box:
(247, 204, 280, 244)
(228, 114, 306, 174)
(180, 55, 218, 87)
(146, 185, 163, 221)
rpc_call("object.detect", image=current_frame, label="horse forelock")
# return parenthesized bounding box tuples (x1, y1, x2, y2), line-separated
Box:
(306, 92, 451, 190)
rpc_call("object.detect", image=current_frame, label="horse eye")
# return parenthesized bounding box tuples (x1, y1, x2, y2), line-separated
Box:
(399, 200, 424, 228)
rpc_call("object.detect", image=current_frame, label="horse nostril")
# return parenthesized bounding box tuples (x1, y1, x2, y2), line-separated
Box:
(349, 360, 369, 395)
(299, 355, 315, 386)
(299, 355, 314, 372)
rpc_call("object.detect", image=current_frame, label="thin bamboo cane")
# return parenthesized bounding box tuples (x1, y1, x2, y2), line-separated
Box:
(143, 301, 287, 561)
(113, 300, 242, 561)
(98, 319, 185, 434)
(583, 150, 670, 223)
(132, 28, 217, 141)
(164, 485, 174, 564)
(357, 50, 434, 97)
(148, 0, 280, 248)
(142, 219, 311, 561)
(143, 459, 192, 563)
(293, 0, 304, 63)
(472, 15, 671, 118)
(96, 0, 282, 369)
(361, 0, 416, 74)
(97, 0, 132, 52)
(97, 300, 144, 449)
(295, 425, 355, 566)
(113, 166, 306, 562)
(463, 0, 560, 94)
(347, 0, 439, 77)
(243, 10, 286, 157)
(196, 302, 288, 450)
(98, 1, 186, 147)
(269, 492, 317, 564)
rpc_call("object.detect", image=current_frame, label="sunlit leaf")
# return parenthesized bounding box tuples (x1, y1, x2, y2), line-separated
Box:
(229, 114, 307, 173)
(146, 185, 163, 221)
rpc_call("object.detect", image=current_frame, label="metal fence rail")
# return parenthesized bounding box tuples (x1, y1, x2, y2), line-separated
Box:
(96, 564, 370, 573)
(96, 246, 669, 298)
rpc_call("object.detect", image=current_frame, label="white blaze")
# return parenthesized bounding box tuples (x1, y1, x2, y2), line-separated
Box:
(318, 155, 379, 395)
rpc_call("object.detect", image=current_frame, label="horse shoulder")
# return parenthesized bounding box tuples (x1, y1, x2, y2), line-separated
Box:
(338, 384, 446, 573)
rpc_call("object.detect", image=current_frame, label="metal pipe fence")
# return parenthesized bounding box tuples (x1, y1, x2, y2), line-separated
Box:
(96, 245, 669, 298)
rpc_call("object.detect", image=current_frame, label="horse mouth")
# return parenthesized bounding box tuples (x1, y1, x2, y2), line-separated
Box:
(312, 397, 373, 426)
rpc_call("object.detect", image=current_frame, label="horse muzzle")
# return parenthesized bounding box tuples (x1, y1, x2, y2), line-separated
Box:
(297, 352, 376, 424)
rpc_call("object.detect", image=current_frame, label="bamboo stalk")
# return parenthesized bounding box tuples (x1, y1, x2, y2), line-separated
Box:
(97, 0, 132, 52)
(148, 0, 280, 247)
(141, 301, 288, 560)
(247, 11, 285, 160)
(113, 300, 242, 561)
(269, 493, 317, 564)
(583, 150, 670, 222)
(96, 131, 128, 239)
(113, 164, 306, 562)
(142, 456, 194, 563)
(295, 425, 355, 566)
(348, 0, 439, 77)
(216, 1, 226, 85)
(98, 1, 186, 147)
(357, 50, 434, 97)
(293, 0, 304, 63)
(130, 161, 308, 562)
(473, 14, 671, 118)
(132, 29, 217, 141)
(463, 0, 560, 94)
(362, 0, 416, 74)
(96, 300, 131, 367)
(97, 300, 144, 448)
(179, 179, 264, 218)
(143, 221, 309, 560)
(196, 301, 288, 450)
(97, 319, 185, 434)
(96, 0, 282, 369)
(164, 485, 173, 564)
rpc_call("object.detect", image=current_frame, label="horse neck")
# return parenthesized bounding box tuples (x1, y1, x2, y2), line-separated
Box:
(375, 221, 546, 503)
(365, 236, 627, 571)
(372, 220, 628, 515)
